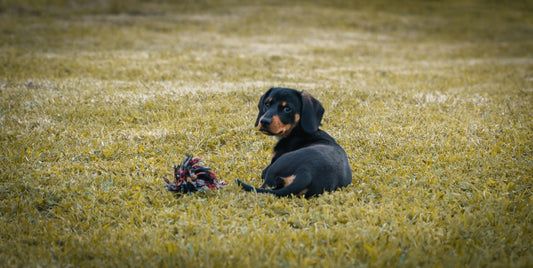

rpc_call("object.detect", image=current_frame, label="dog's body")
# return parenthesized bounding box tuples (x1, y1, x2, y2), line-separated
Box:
(236, 87, 352, 198)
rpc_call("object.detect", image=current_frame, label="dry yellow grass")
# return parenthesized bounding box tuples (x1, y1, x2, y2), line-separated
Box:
(1, 0, 532, 267)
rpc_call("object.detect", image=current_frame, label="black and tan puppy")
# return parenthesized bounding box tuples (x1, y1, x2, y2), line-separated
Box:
(236, 87, 352, 198)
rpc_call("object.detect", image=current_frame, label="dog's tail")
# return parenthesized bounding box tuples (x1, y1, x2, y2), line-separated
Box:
(235, 179, 308, 197)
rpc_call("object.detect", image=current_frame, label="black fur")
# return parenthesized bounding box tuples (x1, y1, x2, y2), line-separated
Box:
(236, 87, 352, 198)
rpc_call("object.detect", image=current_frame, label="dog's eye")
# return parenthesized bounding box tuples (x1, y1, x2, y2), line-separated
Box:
(283, 106, 292, 113)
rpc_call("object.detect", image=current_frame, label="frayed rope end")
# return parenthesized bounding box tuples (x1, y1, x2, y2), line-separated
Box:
(163, 154, 226, 194)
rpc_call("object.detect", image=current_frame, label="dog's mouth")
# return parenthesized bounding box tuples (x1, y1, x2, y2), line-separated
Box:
(259, 127, 282, 136)
(260, 129, 272, 135)
(259, 128, 275, 135)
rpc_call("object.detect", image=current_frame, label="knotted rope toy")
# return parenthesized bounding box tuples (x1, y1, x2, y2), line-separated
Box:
(163, 155, 226, 194)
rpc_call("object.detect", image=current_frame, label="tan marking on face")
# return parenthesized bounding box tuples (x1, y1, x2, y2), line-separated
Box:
(268, 98, 272, 102)
(258, 113, 300, 137)
(282, 175, 296, 187)
(270, 115, 293, 138)
(267, 114, 299, 138)
(282, 101, 287, 107)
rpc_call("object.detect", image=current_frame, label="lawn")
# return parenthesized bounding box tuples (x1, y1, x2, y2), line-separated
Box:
(0, 0, 532, 267)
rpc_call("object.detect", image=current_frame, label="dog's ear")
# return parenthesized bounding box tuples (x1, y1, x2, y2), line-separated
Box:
(255, 88, 274, 127)
(300, 91, 324, 134)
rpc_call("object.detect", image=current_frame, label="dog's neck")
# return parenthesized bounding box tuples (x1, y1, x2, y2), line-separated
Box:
(270, 128, 336, 164)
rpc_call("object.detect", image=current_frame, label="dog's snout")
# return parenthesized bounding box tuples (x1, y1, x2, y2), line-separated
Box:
(260, 117, 272, 126)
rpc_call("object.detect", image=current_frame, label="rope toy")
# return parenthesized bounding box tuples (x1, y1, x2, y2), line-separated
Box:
(163, 155, 226, 194)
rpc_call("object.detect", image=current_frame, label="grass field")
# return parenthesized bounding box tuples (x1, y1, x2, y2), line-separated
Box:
(1, 0, 532, 267)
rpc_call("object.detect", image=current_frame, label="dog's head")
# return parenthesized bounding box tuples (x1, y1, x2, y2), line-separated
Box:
(255, 87, 324, 138)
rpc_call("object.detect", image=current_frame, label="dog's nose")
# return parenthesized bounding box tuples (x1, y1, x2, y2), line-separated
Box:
(260, 117, 272, 126)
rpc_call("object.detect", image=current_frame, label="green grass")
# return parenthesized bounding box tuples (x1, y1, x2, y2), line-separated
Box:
(1, 0, 532, 267)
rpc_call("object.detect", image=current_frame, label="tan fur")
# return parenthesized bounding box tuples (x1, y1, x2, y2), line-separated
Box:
(258, 114, 300, 138)
(282, 175, 296, 187)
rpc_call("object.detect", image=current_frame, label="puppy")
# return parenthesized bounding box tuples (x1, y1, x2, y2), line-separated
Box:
(236, 87, 352, 198)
